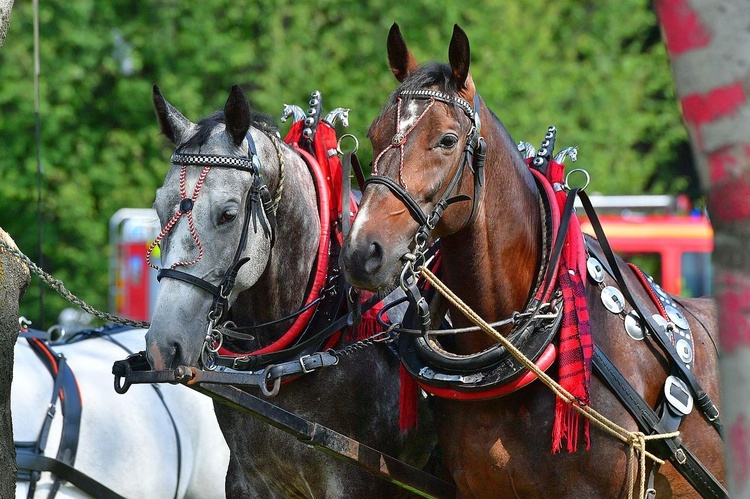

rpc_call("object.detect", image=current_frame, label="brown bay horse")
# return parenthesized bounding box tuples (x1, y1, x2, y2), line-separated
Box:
(341, 24, 725, 498)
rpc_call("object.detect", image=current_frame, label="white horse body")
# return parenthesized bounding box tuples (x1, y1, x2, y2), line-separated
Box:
(12, 328, 229, 498)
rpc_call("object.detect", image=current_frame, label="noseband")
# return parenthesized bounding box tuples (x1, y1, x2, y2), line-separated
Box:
(364, 89, 486, 253)
(149, 132, 278, 328)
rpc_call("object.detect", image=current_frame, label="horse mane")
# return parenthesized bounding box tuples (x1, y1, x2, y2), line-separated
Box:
(178, 109, 279, 152)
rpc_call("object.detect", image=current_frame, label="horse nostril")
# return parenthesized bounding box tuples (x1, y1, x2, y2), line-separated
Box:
(364, 241, 384, 274)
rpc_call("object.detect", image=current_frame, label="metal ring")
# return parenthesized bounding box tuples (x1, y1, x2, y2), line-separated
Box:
(564, 168, 590, 191)
(206, 329, 223, 353)
(260, 365, 282, 397)
(336, 134, 359, 155)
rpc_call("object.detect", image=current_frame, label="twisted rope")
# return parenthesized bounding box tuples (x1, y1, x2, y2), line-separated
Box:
(418, 265, 678, 499)
(0, 240, 149, 328)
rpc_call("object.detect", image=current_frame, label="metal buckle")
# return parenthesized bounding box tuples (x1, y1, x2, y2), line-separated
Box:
(674, 448, 687, 464)
(299, 354, 315, 374)
(645, 488, 656, 499)
(707, 406, 720, 422)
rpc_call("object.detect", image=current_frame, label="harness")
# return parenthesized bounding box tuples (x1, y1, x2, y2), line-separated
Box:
(15, 325, 186, 499)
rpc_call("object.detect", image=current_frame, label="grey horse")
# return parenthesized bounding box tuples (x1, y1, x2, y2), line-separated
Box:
(144, 85, 434, 498)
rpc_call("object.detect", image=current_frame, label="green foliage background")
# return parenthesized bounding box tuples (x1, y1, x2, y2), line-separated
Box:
(0, 0, 693, 326)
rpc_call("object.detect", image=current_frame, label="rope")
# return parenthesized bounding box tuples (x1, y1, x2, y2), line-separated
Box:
(0, 240, 149, 329)
(268, 134, 285, 213)
(418, 265, 679, 499)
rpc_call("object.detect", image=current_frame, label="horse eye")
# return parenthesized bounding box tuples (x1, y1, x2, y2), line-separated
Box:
(438, 134, 459, 149)
(219, 209, 238, 225)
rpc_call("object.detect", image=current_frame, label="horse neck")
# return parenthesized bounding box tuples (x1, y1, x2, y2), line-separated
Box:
(232, 143, 321, 340)
(440, 116, 542, 351)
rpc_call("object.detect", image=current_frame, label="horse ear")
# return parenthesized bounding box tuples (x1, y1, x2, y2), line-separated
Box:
(387, 23, 419, 83)
(224, 85, 251, 147)
(448, 24, 475, 96)
(153, 85, 196, 147)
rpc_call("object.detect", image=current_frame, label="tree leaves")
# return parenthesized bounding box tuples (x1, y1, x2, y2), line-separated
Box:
(0, 0, 694, 325)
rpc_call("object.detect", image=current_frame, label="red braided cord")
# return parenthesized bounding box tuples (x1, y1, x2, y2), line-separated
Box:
(372, 98, 436, 191)
(147, 165, 212, 270)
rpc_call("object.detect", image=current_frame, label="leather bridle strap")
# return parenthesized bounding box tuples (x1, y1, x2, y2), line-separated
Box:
(157, 131, 272, 324)
(157, 268, 221, 297)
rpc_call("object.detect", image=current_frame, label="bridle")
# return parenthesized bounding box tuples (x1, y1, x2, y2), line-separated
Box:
(362, 88, 486, 329)
(147, 130, 280, 359)
(364, 89, 486, 258)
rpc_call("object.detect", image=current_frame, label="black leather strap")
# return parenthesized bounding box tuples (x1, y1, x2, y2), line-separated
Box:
(592, 346, 728, 498)
(157, 268, 221, 296)
(580, 191, 723, 436)
(17, 451, 125, 499)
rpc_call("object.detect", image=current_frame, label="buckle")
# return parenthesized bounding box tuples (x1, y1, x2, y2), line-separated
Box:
(707, 405, 720, 422)
(299, 354, 315, 374)
(674, 448, 687, 464)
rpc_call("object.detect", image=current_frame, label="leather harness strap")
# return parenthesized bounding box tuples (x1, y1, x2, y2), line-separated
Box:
(592, 347, 728, 499)
(579, 191, 723, 435)
(16, 452, 125, 499)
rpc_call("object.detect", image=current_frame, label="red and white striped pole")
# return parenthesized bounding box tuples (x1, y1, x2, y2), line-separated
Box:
(655, 1, 750, 495)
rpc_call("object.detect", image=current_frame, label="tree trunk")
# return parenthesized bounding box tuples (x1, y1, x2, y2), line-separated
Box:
(654, 0, 750, 496)
(0, 228, 30, 497)
(0, 0, 15, 47)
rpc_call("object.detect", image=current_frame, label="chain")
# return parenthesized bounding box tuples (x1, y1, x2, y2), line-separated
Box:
(329, 329, 394, 358)
(0, 239, 149, 329)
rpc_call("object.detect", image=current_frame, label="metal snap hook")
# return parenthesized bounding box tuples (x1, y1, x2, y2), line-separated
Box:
(336, 134, 359, 155)
(564, 168, 590, 191)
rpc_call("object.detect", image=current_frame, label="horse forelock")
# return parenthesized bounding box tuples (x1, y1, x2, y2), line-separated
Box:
(368, 62, 463, 138)
(177, 110, 279, 152)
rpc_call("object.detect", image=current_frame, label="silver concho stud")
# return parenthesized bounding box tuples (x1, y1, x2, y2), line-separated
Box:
(601, 286, 625, 314)
(675, 338, 694, 364)
(624, 311, 644, 340)
(587, 257, 605, 283)
(651, 314, 669, 335)
(665, 305, 690, 330)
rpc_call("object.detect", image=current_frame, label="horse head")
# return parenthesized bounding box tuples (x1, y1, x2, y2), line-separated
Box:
(145, 85, 279, 370)
(342, 24, 492, 292)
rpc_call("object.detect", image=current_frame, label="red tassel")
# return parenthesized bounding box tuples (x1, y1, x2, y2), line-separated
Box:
(351, 291, 386, 342)
(399, 363, 419, 432)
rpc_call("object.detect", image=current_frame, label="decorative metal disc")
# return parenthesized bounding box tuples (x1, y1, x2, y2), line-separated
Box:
(601, 286, 625, 314)
(624, 311, 644, 340)
(651, 314, 669, 335)
(675, 338, 694, 364)
(665, 305, 690, 330)
(587, 257, 605, 283)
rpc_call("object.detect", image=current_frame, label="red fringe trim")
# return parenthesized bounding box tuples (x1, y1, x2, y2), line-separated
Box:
(399, 363, 418, 432)
(552, 397, 591, 453)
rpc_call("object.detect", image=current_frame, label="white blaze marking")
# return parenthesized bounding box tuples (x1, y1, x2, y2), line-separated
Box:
(348, 200, 371, 242)
(398, 101, 420, 133)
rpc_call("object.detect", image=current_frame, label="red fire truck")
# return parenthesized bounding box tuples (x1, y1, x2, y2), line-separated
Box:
(109, 209, 160, 322)
(578, 195, 713, 297)
(108, 196, 713, 321)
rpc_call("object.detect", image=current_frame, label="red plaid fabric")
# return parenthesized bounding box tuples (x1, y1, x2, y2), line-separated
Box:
(544, 160, 593, 453)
